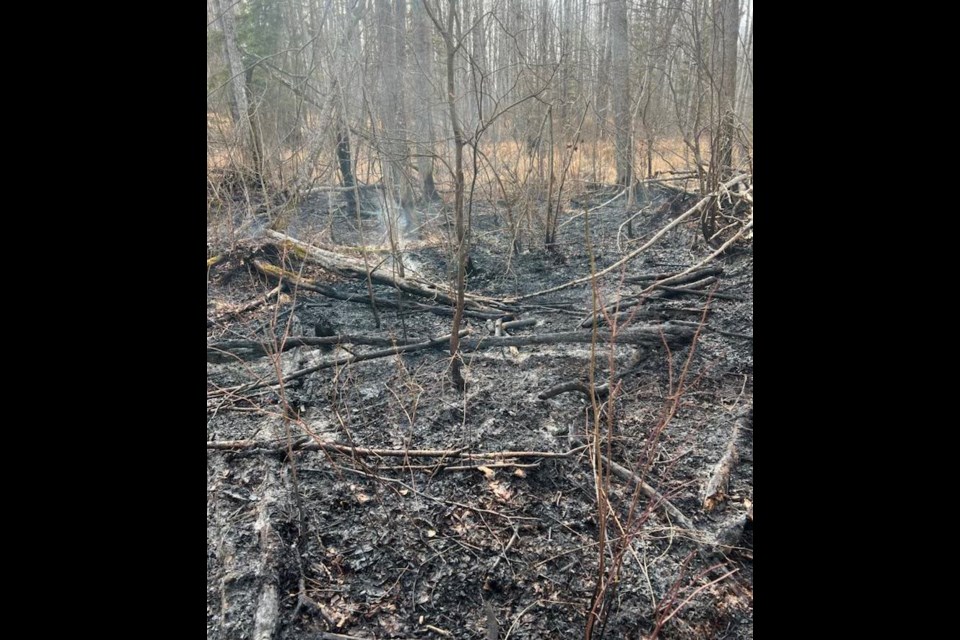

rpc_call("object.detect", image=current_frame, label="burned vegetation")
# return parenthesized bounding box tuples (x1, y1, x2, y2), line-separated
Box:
(207, 176, 753, 639)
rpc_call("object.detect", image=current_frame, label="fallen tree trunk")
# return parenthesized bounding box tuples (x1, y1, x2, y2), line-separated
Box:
(579, 274, 720, 328)
(207, 438, 582, 460)
(624, 265, 723, 285)
(207, 333, 417, 363)
(252, 468, 281, 640)
(214, 330, 470, 395)
(266, 230, 512, 312)
(460, 324, 693, 351)
(701, 404, 752, 511)
(252, 258, 511, 321)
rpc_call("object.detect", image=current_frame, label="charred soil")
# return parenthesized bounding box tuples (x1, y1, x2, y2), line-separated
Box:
(207, 183, 753, 639)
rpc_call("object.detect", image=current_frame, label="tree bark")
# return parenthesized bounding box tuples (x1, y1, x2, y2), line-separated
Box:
(213, 0, 255, 168)
(610, 0, 632, 187)
(412, 0, 441, 201)
(715, 0, 739, 180)
(333, 79, 357, 214)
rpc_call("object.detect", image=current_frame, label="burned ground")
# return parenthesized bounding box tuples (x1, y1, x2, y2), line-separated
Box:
(207, 183, 753, 639)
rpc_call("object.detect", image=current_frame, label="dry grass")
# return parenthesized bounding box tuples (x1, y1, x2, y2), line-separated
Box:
(207, 112, 728, 199)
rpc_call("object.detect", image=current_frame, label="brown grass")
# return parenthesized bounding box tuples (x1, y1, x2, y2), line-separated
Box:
(207, 114, 717, 197)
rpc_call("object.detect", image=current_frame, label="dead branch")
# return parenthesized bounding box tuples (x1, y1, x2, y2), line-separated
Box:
(460, 324, 693, 351)
(671, 320, 753, 340)
(538, 380, 597, 400)
(624, 265, 723, 285)
(207, 333, 418, 363)
(426, 623, 455, 638)
(207, 438, 584, 460)
(366, 461, 541, 472)
(656, 285, 744, 301)
(701, 405, 752, 511)
(539, 346, 650, 400)
(514, 174, 748, 301)
(266, 230, 512, 312)
(251, 467, 283, 640)
(217, 329, 470, 394)
(252, 258, 511, 321)
(209, 285, 283, 324)
(317, 633, 399, 640)
(600, 453, 696, 531)
(558, 189, 625, 230)
(579, 272, 721, 328)
(500, 318, 538, 331)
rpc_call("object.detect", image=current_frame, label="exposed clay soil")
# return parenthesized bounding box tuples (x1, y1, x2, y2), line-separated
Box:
(207, 184, 753, 639)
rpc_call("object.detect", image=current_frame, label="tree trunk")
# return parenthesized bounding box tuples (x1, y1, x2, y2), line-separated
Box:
(704, 0, 739, 243)
(213, 0, 255, 169)
(377, 0, 415, 211)
(424, 0, 469, 390)
(412, 0, 441, 201)
(610, 0, 632, 187)
(715, 0, 739, 180)
(333, 80, 357, 215)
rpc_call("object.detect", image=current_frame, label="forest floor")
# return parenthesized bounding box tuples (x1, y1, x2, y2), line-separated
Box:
(206, 181, 753, 640)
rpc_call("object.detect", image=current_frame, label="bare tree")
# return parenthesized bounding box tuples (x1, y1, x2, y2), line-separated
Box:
(411, 0, 441, 201)
(423, 0, 469, 390)
(206, 0, 752, 245)
(610, 0, 632, 188)
(713, 0, 739, 181)
(212, 0, 256, 172)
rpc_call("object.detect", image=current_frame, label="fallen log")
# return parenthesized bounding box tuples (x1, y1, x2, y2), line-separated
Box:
(213, 325, 688, 395)
(538, 345, 650, 400)
(656, 285, 744, 301)
(579, 275, 720, 328)
(636, 218, 752, 296)
(252, 466, 285, 640)
(460, 324, 693, 351)
(207, 438, 582, 460)
(214, 329, 471, 395)
(671, 320, 753, 340)
(207, 334, 417, 363)
(624, 266, 723, 285)
(701, 405, 752, 511)
(266, 230, 513, 313)
(252, 258, 511, 321)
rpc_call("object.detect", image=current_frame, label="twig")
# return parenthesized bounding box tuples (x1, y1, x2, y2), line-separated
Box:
(221, 285, 281, 318)
(339, 466, 536, 522)
(655, 568, 739, 628)
(600, 453, 696, 531)
(558, 190, 626, 229)
(424, 624, 454, 637)
(503, 599, 544, 640)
